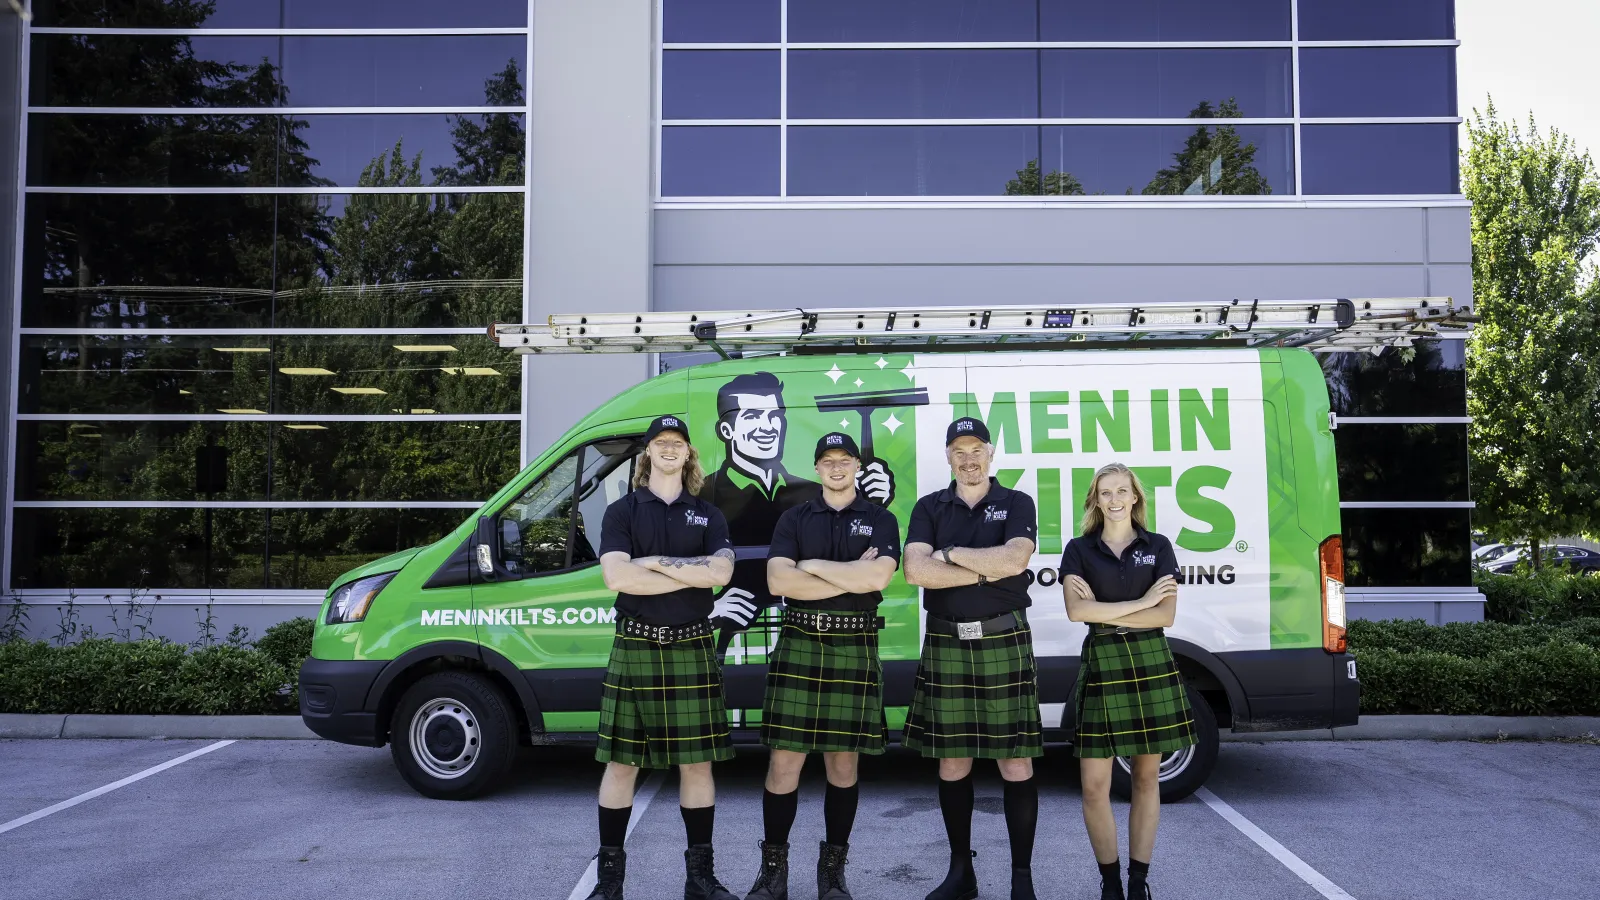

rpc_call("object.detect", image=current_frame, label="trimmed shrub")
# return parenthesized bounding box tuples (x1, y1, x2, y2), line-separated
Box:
(0, 638, 295, 715)
(1347, 617, 1600, 657)
(255, 617, 314, 672)
(1353, 640, 1600, 716)
(1478, 568, 1600, 624)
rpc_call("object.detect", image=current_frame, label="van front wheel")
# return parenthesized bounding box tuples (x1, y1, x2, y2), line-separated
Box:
(1110, 683, 1219, 803)
(390, 671, 517, 800)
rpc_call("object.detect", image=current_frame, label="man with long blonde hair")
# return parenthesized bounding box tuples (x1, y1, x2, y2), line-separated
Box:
(588, 415, 740, 900)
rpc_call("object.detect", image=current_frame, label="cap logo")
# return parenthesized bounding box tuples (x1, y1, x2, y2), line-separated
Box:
(827, 435, 843, 445)
(662, 417, 680, 427)
(956, 421, 974, 431)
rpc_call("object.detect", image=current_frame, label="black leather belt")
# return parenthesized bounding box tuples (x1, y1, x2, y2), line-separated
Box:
(617, 617, 713, 643)
(1089, 624, 1163, 636)
(927, 611, 1025, 640)
(783, 608, 885, 632)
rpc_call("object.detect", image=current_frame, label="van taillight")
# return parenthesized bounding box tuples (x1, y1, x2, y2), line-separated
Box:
(1320, 535, 1347, 653)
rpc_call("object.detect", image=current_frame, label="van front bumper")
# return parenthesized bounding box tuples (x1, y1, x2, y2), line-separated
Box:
(299, 657, 388, 746)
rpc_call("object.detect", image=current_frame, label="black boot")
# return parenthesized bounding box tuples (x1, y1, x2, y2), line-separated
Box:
(1126, 880, 1151, 900)
(685, 844, 739, 900)
(817, 841, 852, 900)
(1100, 873, 1126, 900)
(924, 850, 977, 900)
(584, 847, 626, 900)
(1009, 867, 1035, 900)
(744, 841, 789, 900)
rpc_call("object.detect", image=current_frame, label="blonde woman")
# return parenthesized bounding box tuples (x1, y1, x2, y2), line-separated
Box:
(1059, 463, 1196, 900)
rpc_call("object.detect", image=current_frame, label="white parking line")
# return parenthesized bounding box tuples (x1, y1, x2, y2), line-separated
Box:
(566, 772, 665, 900)
(1196, 787, 1357, 900)
(0, 740, 235, 836)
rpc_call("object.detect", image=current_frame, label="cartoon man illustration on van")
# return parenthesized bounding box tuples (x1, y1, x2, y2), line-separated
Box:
(699, 372, 897, 657)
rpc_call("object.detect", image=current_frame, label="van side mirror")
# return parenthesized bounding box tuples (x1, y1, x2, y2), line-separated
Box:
(473, 516, 499, 578)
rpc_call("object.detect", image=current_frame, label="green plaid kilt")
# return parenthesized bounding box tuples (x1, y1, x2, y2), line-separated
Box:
(595, 630, 735, 767)
(1071, 629, 1197, 758)
(901, 614, 1044, 760)
(760, 620, 886, 755)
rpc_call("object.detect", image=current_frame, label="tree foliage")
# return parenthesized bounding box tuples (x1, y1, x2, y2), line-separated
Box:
(1142, 99, 1271, 196)
(1004, 159, 1085, 196)
(1464, 100, 1600, 563)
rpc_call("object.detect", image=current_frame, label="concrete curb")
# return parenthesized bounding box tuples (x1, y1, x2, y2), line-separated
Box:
(3, 713, 1598, 742)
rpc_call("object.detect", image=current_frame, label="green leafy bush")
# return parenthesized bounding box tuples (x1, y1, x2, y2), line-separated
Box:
(1354, 641, 1600, 716)
(1477, 568, 1600, 624)
(1347, 617, 1600, 657)
(0, 638, 296, 715)
(255, 617, 314, 672)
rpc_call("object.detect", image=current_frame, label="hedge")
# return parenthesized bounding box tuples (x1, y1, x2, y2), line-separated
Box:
(1477, 568, 1600, 625)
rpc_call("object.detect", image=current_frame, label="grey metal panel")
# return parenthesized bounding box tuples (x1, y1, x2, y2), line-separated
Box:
(1426, 206, 1472, 263)
(655, 263, 1429, 311)
(1427, 263, 1474, 307)
(526, 0, 655, 459)
(655, 207, 1430, 266)
(0, 12, 19, 580)
(4, 601, 321, 646)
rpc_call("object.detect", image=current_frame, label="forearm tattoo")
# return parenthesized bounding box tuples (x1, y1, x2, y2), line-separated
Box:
(658, 548, 735, 569)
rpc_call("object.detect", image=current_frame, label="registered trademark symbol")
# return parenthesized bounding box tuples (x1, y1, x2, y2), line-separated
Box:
(1234, 540, 1248, 552)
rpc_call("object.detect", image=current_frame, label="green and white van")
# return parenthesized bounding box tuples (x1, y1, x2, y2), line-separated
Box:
(301, 343, 1358, 802)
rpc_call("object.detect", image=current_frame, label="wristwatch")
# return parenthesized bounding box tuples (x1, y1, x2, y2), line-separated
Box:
(978, 574, 989, 585)
(940, 547, 955, 565)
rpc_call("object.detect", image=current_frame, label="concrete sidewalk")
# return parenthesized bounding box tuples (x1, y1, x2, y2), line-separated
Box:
(3, 713, 1596, 741)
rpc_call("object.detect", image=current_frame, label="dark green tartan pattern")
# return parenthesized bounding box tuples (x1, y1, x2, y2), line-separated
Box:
(595, 631, 735, 767)
(760, 620, 887, 754)
(1071, 629, 1197, 758)
(901, 617, 1044, 759)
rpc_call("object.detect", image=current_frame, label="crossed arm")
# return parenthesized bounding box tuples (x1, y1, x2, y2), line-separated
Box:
(1062, 573, 1178, 627)
(601, 548, 735, 594)
(767, 549, 899, 601)
(903, 538, 1035, 589)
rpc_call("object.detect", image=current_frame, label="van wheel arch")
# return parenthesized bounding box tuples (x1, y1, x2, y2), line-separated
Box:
(368, 642, 541, 747)
(1166, 638, 1250, 729)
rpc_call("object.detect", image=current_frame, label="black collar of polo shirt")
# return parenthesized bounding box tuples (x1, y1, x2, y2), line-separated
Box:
(1089, 523, 1153, 559)
(633, 486, 695, 507)
(807, 491, 874, 515)
(936, 477, 1011, 508)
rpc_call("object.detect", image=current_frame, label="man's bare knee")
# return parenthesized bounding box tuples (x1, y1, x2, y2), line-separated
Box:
(938, 757, 974, 781)
(997, 757, 1033, 782)
(823, 752, 858, 787)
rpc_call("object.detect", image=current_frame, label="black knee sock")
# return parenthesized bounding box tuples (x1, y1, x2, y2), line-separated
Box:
(1002, 777, 1038, 869)
(681, 805, 715, 847)
(598, 805, 632, 848)
(763, 788, 799, 844)
(937, 774, 975, 858)
(823, 782, 859, 846)
(1098, 860, 1121, 885)
(1128, 859, 1149, 885)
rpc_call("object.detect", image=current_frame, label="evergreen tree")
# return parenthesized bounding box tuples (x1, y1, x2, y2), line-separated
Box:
(1004, 159, 1086, 196)
(1142, 99, 1271, 196)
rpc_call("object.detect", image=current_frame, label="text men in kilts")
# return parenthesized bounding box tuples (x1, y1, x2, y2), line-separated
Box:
(902, 417, 1043, 900)
(1060, 463, 1198, 900)
(743, 432, 900, 900)
(589, 415, 740, 900)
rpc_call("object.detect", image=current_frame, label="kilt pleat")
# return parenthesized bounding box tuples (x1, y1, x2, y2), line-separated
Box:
(901, 617, 1044, 760)
(595, 631, 735, 767)
(1071, 629, 1197, 758)
(760, 620, 886, 754)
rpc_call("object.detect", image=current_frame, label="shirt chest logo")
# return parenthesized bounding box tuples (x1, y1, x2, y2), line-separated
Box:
(683, 509, 709, 527)
(849, 519, 873, 537)
(983, 507, 1008, 522)
(1133, 551, 1156, 566)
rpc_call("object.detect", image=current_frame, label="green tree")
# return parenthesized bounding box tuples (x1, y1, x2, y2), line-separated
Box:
(1143, 99, 1272, 196)
(1464, 101, 1600, 567)
(1005, 159, 1086, 196)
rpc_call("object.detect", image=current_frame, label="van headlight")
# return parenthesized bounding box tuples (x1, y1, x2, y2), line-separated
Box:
(326, 573, 397, 625)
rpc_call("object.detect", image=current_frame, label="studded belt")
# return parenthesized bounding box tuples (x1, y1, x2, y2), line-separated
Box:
(616, 617, 713, 644)
(1089, 624, 1163, 636)
(783, 608, 885, 632)
(926, 611, 1024, 640)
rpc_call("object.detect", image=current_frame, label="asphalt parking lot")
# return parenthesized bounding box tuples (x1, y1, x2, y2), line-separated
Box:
(1, 738, 1596, 900)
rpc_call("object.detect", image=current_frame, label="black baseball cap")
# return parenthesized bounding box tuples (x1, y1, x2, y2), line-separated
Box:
(946, 417, 991, 445)
(644, 415, 691, 444)
(814, 431, 861, 463)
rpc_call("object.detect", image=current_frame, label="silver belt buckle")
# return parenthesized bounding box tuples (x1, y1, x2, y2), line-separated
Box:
(818, 615, 831, 631)
(657, 626, 671, 644)
(956, 621, 983, 640)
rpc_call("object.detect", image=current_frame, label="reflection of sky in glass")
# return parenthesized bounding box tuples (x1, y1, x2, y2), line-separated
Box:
(1040, 0, 1291, 41)
(281, 36, 526, 107)
(37, 0, 527, 28)
(1042, 50, 1292, 119)
(788, 51, 1039, 119)
(665, 0, 780, 42)
(1299, 48, 1456, 118)
(1301, 125, 1457, 194)
(294, 114, 524, 186)
(1040, 125, 1292, 195)
(788, 126, 1039, 196)
(790, 0, 1039, 41)
(1297, 0, 1455, 40)
(663, 52, 780, 119)
(661, 127, 780, 196)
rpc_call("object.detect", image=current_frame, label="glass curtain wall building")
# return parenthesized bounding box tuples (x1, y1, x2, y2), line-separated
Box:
(9, 1, 530, 604)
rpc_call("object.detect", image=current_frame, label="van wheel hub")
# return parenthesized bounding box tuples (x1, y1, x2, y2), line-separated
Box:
(410, 698, 480, 779)
(1115, 745, 1196, 782)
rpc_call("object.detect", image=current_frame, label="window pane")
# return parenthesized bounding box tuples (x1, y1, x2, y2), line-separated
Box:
(16, 422, 269, 502)
(1035, 124, 1291, 195)
(34, 0, 278, 28)
(1301, 124, 1458, 194)
(788, 50, 1038, 119)
(789, 0, 1039, 42)
(281, 37, 526, 108)
(290, 113, 527, 187)
(498, 453, 580, 575)
(1299, 0, 1455, 40)
(1336, 424, 1469, 503)
(281, 0, 528, 28)
(267, 509, 469, 589)
(32, 35, 282, 107)
(574, 440, 641, 565)
(663, 51, 780, 119)
(661, 126, 780, 196)
(20, 334, 519, 416)
(665, 0, 780, 42)
(1320, 340, 1466, 417)
(24, 193, 524, 329)
(789, 126, 1039, 196)
(1040, 0, 1291, 41)
(1041, 49, 1291, 118)
(12, 507, 268, 589)
(1300, 48, 1456, 118)
(272, 422, 519, 502)
(1342, 508, 1471, 588)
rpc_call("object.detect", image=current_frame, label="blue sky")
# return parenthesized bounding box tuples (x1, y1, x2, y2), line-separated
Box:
(1457, 0, 1598, 161)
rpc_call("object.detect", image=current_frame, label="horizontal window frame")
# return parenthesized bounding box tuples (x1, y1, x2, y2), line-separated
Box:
(1335, 416, 1471, 425)
(29, 106, 523, 116)
(24, 184, 525, 194)
(664, 117, 1459, 126)
(1340, 501, 1475, 509)
(655, 196, 1473, 208)
(21, 326, 497, 335)
(17, 414, 521, 422)
(32, 27, 529, 37)
(662, 40, 1461, 50)
(4, 588, 328, 604)
(13, 500, 483, 509)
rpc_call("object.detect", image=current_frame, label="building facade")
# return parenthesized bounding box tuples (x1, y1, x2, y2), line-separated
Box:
(0, 0, 1475, 639)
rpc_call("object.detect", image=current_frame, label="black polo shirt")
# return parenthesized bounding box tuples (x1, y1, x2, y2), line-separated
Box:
(1058, 525, 1180, 606)
(768, 493, 901, 612)
(905, 478, 1038, 619)
(599, 487, 734, 626)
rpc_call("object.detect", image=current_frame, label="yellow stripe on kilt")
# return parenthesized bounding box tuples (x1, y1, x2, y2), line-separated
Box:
(1076, 721, 1190, 738)
(601, 729, 732, 744)
(923, 679, 1033, 689)
(602, 682, 721, 691)
(769, 673, 877, 686)
(1092, 670, 1183, 687)
(764, 723, 878, 736)
(782, 628, 877, 638)
(913, 729, 1042, 738)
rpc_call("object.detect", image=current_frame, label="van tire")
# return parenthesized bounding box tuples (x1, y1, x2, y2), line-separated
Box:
(1110, 683, 1219, 803)
(389, 671, 517, 800)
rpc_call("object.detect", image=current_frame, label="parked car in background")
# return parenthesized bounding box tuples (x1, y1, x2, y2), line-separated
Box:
(1472, 543, 1516, 564)
(1484, 545, 1600, 575)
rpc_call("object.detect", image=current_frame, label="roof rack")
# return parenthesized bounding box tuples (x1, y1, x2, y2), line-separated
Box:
(491, 297, 1472, 357)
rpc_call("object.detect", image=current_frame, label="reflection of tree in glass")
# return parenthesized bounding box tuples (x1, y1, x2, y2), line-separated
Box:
(1004, 159, 1086, 196)
(1143, 100, 1271, 196)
